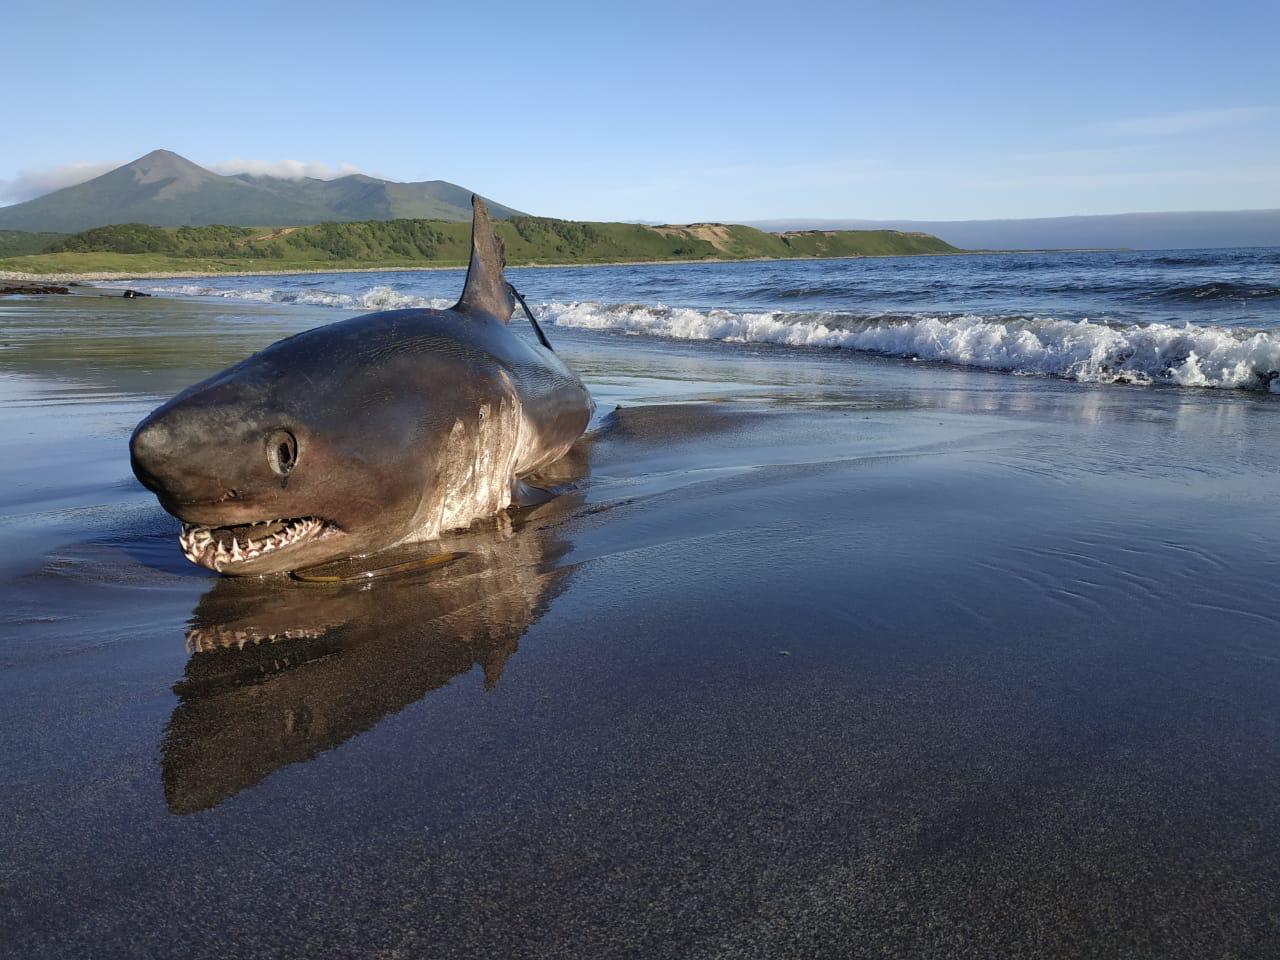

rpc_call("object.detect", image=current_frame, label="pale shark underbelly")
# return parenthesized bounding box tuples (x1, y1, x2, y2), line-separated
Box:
(400, 388, 542, 544)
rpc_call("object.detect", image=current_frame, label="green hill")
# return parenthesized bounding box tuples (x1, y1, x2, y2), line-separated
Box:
(0, 150, 525, 232)
(0, 230, 67, 258)
(0, 218, 959, 275)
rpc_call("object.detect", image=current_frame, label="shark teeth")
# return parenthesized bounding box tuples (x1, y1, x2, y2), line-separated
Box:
(184, 624, 326, 654)
(178, 516, 330, 570)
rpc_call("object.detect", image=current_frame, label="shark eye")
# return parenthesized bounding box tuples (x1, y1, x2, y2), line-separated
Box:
(267, 429, 298, 477)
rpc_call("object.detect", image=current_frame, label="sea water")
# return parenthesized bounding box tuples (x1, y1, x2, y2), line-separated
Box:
(101, 246, 1280, 392)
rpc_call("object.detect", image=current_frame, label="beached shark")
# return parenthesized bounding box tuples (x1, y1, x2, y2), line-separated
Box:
(130, 197, 593, 576)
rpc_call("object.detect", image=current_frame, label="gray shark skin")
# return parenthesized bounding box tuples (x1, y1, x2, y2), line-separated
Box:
(130, 197, 593, 575)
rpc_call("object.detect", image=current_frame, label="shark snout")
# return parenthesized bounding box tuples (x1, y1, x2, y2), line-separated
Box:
(129, 416, 174, 494)
(130, 409, 244, 508)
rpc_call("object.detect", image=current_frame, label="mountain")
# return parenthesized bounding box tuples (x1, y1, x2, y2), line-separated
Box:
(0, 150, 525, 231)
(746, 210, 1280, 251)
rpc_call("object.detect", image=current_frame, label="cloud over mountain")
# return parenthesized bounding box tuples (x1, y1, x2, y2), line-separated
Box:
(207, 158, 366, 181)
(0, 161, 120, 204)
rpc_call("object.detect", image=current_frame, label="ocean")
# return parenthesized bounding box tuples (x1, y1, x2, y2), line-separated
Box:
(102, 246, 1280, 392)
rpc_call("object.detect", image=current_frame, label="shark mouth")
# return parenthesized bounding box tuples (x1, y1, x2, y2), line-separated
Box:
(179, 517, 335, 571)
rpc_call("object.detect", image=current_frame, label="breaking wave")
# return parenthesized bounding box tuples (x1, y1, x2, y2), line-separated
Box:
(540, 301, 1280, 393)
(99, 277, 1280, 394)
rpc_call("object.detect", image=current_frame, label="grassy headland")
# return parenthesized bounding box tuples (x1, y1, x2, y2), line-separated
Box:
(0, 217, 959, 276)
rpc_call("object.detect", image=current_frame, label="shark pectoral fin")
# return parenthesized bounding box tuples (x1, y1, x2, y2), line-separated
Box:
(290, 551, 467, 583)
(455, 195, 515, 323)
(512, 479, 557, 508)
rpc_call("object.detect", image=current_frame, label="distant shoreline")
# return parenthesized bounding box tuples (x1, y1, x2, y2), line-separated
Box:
(0, 247, 1113, 285)
(0, 252, 954, 284)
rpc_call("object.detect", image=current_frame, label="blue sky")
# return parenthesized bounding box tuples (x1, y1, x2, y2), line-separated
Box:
(2, 0, 1277, 221)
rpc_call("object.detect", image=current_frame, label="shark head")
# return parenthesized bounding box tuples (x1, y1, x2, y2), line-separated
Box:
(129, 332, 448, 575)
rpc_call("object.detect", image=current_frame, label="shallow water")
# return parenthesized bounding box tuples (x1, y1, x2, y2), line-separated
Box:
(2, 283, 1280, 957)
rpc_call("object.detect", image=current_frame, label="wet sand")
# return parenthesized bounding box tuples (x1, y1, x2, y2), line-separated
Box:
(2, 295, 1279, 957)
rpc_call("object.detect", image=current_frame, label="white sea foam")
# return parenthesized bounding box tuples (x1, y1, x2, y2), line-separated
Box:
(540, 301, 1280, 393)
(103, 282, 452, 313)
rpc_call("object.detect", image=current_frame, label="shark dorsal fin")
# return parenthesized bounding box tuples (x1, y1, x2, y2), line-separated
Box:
(455, 195, 514, 322)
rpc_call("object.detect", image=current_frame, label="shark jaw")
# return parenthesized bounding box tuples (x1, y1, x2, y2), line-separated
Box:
(178, 517, 338, 574)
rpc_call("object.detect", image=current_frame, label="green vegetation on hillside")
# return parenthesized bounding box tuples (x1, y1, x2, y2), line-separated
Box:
(51, 223, 260, 255)
(1, 217, 959, 275)
(0, 230, 68, 258)
(777, 229, 960, 257)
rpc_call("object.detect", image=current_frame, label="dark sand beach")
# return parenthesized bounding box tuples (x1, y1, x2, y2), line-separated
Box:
(2, 280, 1279, 957)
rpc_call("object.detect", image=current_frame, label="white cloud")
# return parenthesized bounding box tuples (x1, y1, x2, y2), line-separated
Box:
(1094, 106, 1273, 137)
(209, 158, 364, 180)
(0, 160, 119, 204)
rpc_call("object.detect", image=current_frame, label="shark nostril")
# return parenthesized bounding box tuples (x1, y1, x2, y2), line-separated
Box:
(267, 429, 298, 477)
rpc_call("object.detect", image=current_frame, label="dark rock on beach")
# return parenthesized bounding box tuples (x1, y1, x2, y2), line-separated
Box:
(0, 279, 70, 296)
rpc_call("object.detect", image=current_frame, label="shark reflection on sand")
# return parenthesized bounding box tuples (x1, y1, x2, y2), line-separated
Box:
(162, 472, 584, 815)
(159, 403, 826, 815)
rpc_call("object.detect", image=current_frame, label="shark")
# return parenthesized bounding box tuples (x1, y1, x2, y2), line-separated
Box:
(130, 197, 592, 575)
